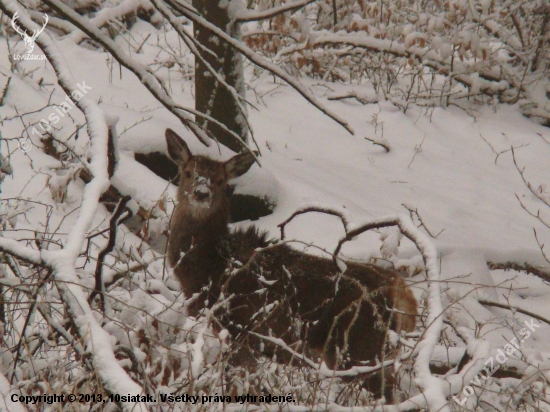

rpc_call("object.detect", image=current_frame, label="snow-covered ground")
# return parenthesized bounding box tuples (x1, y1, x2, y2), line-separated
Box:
(2, 16, 550, 411)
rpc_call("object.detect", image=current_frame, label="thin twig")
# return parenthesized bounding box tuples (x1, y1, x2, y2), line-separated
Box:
(11, 269, 53, 384)
(135, 33, 151, 54)
(533, 228, 550, 266)
(515, 194, 550, 229)
(408, 134, 426, 168)
(364, 136, 391, 152)
(536, 133, 550, 146)
(480, 134, 529, 165)
(512, 146, 549, 207)
(0, 76, 11, 106)
(402, 204, 445, 239)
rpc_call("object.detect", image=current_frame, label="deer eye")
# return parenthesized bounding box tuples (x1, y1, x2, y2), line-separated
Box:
(185, 171, 192, 178)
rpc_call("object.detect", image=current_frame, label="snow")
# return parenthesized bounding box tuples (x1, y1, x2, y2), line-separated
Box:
(0, 371, 27, 412)
(2, 3, 550, 410)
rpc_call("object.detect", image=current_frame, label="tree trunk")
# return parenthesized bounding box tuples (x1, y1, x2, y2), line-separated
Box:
(193, 0, 248, 153)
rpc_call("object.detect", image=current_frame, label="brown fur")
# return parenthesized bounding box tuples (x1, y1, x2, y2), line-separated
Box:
(165, 129, 417, 399)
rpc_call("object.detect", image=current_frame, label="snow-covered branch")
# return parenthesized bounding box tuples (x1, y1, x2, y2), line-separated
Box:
(250, 331, 395, 377)
(0, 3, 147, 409)
(277, 203, 351, 239)
(149, 0, 259, 155)
(0, 237, 42, 265)
(163, 0, 355, 136)
(311, 32, 511, 98)
(0, 372, 27, 412)
(42, 0, 212, 147)
(277, 205, 447, 411)
(69, 0, 141, 44)
(344, 214, 446, 411)
(234, 0, 318, 23)
(28, 9, 75, 33)
(245, 0, 549, 118)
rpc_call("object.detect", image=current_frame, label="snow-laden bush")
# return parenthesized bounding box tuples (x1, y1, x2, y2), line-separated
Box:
(244, 0, 550, 121)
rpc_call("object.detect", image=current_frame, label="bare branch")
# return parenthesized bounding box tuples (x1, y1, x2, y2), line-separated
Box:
(408, 134, 426, 168)
(512, 146, 550, 208)
(402, 203, 445, 238)
(514, 194, 550, 229)
(534, 228, 550, 266)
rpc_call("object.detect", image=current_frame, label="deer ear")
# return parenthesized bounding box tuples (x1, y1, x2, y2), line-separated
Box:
(225, 151, 257, 180)
(165, 129, 192, 165)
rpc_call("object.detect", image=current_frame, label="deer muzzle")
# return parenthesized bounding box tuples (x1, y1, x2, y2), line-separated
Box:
(190, 176, 212, 205)
(194, 186, 210, 201)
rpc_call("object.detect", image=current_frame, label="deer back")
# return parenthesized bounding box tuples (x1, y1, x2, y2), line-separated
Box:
(188, 226, 417, 368)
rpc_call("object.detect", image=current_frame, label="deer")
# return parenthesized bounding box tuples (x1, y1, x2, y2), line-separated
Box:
(11, 11, 49, 55)
(165, 128, 417, 401)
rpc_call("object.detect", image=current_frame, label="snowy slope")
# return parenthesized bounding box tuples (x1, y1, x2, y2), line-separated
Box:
(2, 16, 550, 410)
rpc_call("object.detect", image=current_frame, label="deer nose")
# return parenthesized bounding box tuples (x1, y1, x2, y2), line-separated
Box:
(194, 188, 210, 201)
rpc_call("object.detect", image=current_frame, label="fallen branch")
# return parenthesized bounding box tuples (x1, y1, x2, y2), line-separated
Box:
(364, 136, 391, 152)
(488, 261, 550, 283)
(327, 91, 378, 105)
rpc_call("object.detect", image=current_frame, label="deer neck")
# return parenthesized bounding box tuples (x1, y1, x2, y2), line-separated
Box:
(168, 198, 230, 266)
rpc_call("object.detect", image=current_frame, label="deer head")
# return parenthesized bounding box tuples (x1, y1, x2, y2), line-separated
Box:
(165, 128, 256, 219)
(11, 11, 49, 55)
